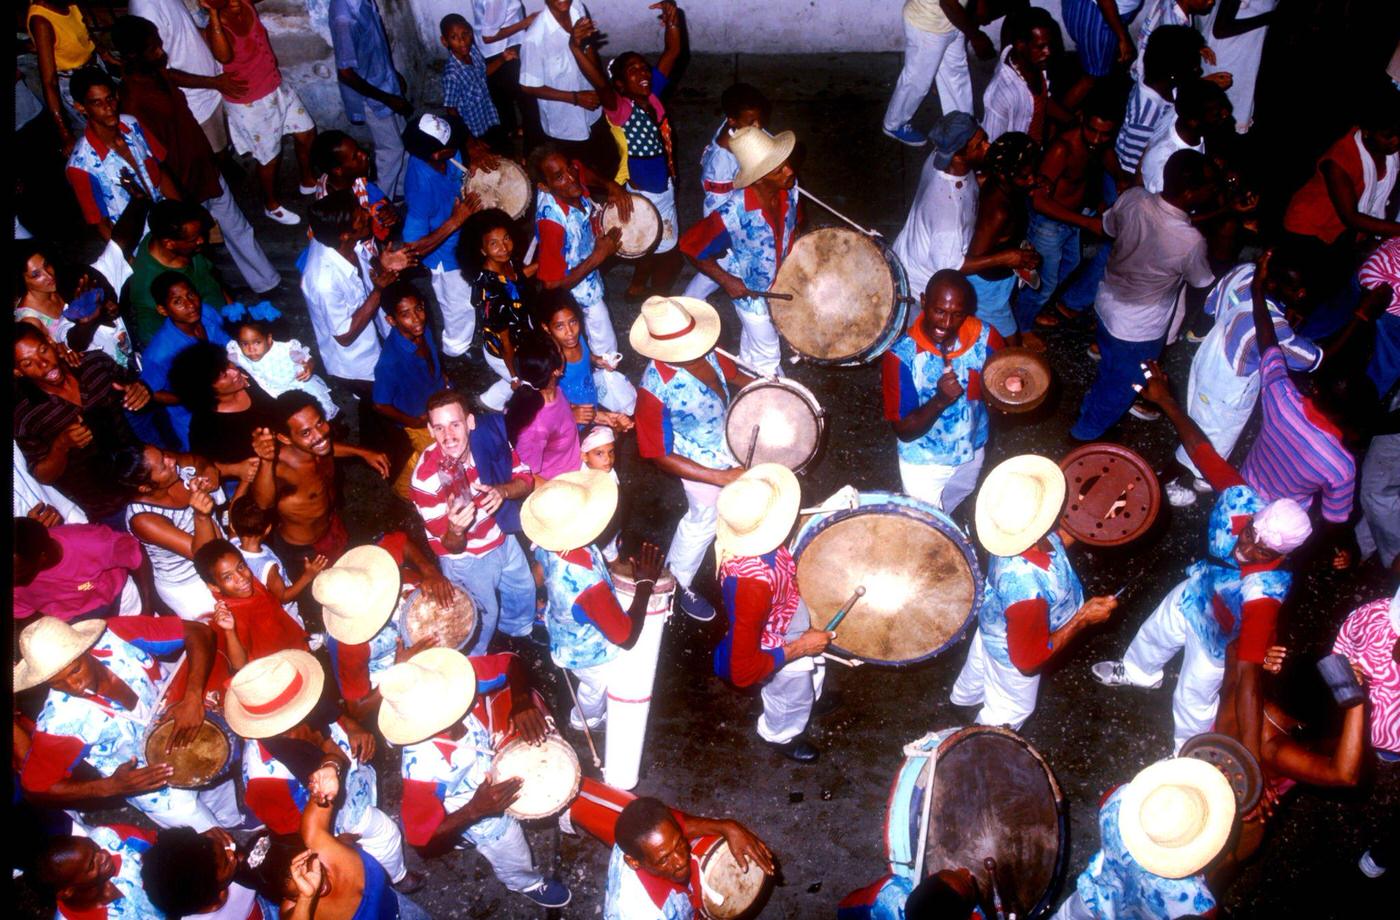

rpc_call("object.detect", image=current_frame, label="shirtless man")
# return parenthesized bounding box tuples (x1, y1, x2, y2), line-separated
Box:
(961, 132, 1043, 346)
(251, 391, 389, 616)
(1017, 91, 1122, 333)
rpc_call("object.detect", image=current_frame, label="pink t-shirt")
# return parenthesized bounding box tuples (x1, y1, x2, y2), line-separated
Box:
(515, 395, 582, 480)
(14, 524, 144, 620)
(219, 0, 282, 105)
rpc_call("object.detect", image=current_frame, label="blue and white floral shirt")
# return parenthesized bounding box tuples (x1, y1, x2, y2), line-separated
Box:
(636, 353, 739, 470)
(605, 844, 695, 920)
(401, 712, 511, 846)
(55, 824, 161, 920)
(535, 544, 631, 670)
(679, 185, 799, 317)
(881, 317, 1002, 466)
(65, 115, 166, 226)
(535, 188, 606, 306)
(977, 533, 1084, 669)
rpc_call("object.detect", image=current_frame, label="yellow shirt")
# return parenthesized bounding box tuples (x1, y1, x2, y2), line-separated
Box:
(28, 3, 96, 72)
(903, 0, 957, 34)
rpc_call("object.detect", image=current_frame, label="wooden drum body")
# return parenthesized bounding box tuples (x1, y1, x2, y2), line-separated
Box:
(396, 584, 479, 652)
(690, 834, 769, 920)
(144, 713, 238, 789)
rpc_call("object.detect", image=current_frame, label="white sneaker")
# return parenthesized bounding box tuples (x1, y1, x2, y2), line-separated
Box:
(298, 183, 318, 196)
(1165, 480, 1198, 507)
(1191, 478, 1213, 494)
(264, 206, 302, 226)
(1090, 660, 1163, 689)
(1359, 849, 1387, 878)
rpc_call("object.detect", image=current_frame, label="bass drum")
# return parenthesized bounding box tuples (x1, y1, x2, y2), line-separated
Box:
(769, 228, 912, 365)
(791, 492, 981, 665)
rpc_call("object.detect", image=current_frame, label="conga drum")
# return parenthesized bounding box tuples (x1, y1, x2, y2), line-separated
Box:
(791, 492, 982, 665)
(884, 726, 1067, 919)
(492, 733, 582, 820)
(600, 193, 662, 258)
(605, 561, 676, 790)
(769, 228, 912, 365)
(690, 834, 770, 920)
(144, 712, 238, 789)
(724, 378, 826, 472)
(465, 159, 532, 220)
(395, 584, 479, 652)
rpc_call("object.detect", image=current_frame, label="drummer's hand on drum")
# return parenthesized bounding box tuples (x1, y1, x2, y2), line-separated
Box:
(465, 776, 522, 820)
(718, 821, 776, 875)
(108, 758, 174, 795)
(1079, 595, 1118, 626)
(936, 368, 964, 403)
(166, 693, 207, 752)
(420, 570, 455, 608)
(594, 226, 623, 261)
(309, 763, 341, 806)
(395, 635, 439, 664)
(465, 138, 500, 173)
(785, 628, 834, 660)
(605, 183, 633, 221)
(510, 704, 551, 746)
(631, 541, 664, 583)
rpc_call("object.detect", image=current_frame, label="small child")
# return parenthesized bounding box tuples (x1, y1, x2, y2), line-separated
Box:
(226, 495, 326, 629)
(64, 273, 135, 371)
(580, 425, 620, 563)
(225, 314, 340, 421)
(192, 537, 310, 673)
(440, 13, 512, 151)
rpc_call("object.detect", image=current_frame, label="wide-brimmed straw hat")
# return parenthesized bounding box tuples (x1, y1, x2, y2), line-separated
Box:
(13, 616, 107, 691)
(1118, 757, 1237, 879)
(223, 650, 326, 739)
(731, 126, 796, 189)
(715, 464, 801, 563)
(376, 648, 477, 746)
(314, 545, 403, 645)
(520, 469, 619, 552)
(974, 455, 1066, 557)
(629, 295, 722, 364)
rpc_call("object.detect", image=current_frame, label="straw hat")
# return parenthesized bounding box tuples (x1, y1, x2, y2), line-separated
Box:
(376, 648, 477, 746)
(715, 464, 801, 563)
(223, 650, 326, 739)
(13, 616, 107, 691)
(974, 455, 1066, 557)
(730, 126, 796, 189)
(1118, 757, 1237, 879)
(313, 545, 403, 645)
(520, 469, 619, 552)
(629, 295, 722, 364)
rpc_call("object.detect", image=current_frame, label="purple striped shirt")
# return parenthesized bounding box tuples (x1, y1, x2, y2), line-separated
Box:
(1241, 347, 1355, 522)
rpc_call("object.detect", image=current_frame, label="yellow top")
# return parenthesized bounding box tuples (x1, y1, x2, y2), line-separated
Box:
(903, 0, 957, 35)
(28, 3, 96, 72)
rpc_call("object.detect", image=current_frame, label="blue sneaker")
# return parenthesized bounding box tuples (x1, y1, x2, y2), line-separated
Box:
(675, 583, 716, 622)
(883, 123, 928, 147)
(521, 878, 572, 908)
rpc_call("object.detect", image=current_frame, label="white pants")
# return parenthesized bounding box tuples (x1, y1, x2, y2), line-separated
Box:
(470, 818, 544, 891)
(736, 306, 784, 377)
(898, 448, 985, 515)
(1174, 341, 1258, 480)
(577, 290, 619, 356)
(137, 777, 241, 831)
(481, 350, 514, 412)
(117, 576, 142, 616)
(430, 266, 475, 357)
(203, 176, 281, 294)
(756, 602, 826, 744)
(346, 803, 408, 884)
(364, 108, 408, 200)
(883, 22, 973, 132)
(665, 478, 722, 588)
(949, 629, 1041, 730)
(1121, 577, 1225, 753)
(683, 272, 719, 300)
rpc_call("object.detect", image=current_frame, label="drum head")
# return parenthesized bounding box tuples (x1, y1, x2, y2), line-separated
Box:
(601, 194, 661, 258)
(493, 735, 581, 820)
(1058, 444, 1162, 547)
(698, 838, 768, 919)
(922, 727, 1066, 918)
(145, 719, 233, 789)
(982, 347, 1053, 414)
(724, 380, 824, 471)
(1181, 732, 1263, 814)
(771, 229, 898, 363)
(794, 503, 979, 665)
(467, 160, 531, 220)
(398, 585, 479, 651)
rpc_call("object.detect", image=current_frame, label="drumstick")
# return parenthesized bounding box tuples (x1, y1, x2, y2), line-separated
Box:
(558, 667, 603, 769)
(821, 652, 863, 668)
(743, 425, 760, 468)
(796, 185, 881, 238)
(713, 347, 764, 379)
(448, 157, 469, 175)
(741, 289, 794, 301)
(822, 586, 866, 631)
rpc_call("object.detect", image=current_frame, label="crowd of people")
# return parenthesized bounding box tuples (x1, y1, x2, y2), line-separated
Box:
(10, 1, 1400, 918)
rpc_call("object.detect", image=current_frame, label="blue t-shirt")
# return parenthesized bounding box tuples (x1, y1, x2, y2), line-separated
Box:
(560, 336, 599, 417)
(371, 328, 445, 422)
(140, 306, 231, 449)
(403, 156, 463, 272)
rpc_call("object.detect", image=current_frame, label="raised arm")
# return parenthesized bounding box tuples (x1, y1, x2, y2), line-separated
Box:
(567, 18, 615, 109)
(202, 2, 234, 64)
(1134, 360, 1246, 492)
(654, 2, 684, 78)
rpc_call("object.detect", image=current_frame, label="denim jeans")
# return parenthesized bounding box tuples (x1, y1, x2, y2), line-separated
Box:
(1014, 211, 1081, 331)
(1071, 322, 1166, 440)
(1060, 174, 1119, 312)
(440, 538, 536, 655)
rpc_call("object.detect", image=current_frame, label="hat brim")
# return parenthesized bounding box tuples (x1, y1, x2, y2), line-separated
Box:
(1118, 757, 1237, 879)
(223, 650, 327, 740)
(716, 464, 801, 559)
(317, 545, 404, 645)
(629, 296, 723, 364)
(733, 131, 796, 189)
(520, 469, 620, 553)
(13, 619, 107, 691)
(377, 648, 477, 746)
(974, 455, 1067, 557)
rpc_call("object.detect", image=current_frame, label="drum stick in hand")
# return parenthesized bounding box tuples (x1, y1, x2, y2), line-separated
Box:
(823, 586, 866, 632)
(743, 425, 760, 468)
(558, 666, 603, 768)
(741, 289, 793, 301)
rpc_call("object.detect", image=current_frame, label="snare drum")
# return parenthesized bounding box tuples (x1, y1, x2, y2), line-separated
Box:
(600, 193, 662, 258)
(395, 584, 479, 652)
(690, 834, 770, 920)
(724, 378, 826, 472)
(792, 492, 981, 666)
(144, 712, 238, 789)
(491, 733, 581, 820)
(770, 228, 912, 365)
(465, 159, 532, 220)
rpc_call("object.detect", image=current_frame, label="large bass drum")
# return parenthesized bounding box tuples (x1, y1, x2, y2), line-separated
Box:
(769, 228, 912, 366)
(791, 492, 980, 665)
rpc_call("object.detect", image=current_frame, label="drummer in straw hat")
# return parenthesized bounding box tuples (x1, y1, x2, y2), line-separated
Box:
(380, 648, 574, 909)
(714, 464, 836, 763)
(224, 650, 420, 893)
(633, 294, 756, 622)
(678, 124, 802, 376)
(14, 614, 242, 831)
(949, 455, 1118, 730)
(1052, 757, 1235, 919)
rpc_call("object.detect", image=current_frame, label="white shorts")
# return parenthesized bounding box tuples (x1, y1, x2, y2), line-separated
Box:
(634, 181, 678, 254)
(227, 83, 316, 165)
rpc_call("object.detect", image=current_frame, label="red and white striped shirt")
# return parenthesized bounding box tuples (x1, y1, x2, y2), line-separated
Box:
(1358, 236, 1400, 317)
(410, 442, 531, 557)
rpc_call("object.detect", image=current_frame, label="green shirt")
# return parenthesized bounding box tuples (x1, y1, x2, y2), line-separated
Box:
(128, 234, 226, 346)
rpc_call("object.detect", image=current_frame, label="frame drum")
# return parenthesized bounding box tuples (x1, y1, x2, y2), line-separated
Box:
(396, 584, 479, 652)
(492, 734, 582, 820)
(465, 159, 532, 220)
(724, 378, 826, 472)
(600, 193, 662, 258)
(144, 714, 237, 789)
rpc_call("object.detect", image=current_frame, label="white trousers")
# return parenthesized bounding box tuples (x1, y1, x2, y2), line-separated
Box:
(364, 108, 408, 200)
(137, 777, 241, 831)
(736, 306, 784, 377)
(898, 447, 985, 515)
(430, 266, 475, 358)
(203, 176, 281, 294)
(665, 478, 721, 588)
(470, 817, 544, 891)
(570, 657, 617, 728)
(1121, 577, 1225, 753)
(883, 22, 973, 132)
(756, 602, 826, 744)
(1174, 342, 1258, 480)
(481, 350, 514, 412)
(577, 289, 619, 356)
(949, 629, 1041, 730)
(683, 272, 719, 300)
(346, 803, 408, 883)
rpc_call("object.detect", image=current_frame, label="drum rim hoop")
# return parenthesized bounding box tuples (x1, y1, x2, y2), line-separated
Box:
(493, 734, 582, 819)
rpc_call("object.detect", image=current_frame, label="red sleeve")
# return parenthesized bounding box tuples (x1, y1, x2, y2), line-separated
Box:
(679, 211, 729, 261)
(966, 369, 983, 402)
(331, 639, 373, 703)
(401, 778, 448, 848)
(66, 166, 106, 225)
(245, 776, 305, 835)
(1187, 441, 1246, 491)
(536, 220, 568, 283)
(575, 581, 632, 645)
(20, 732, 87, 793)
(986, 328, 1006, 351)
(635, 388, 669, 459)
(1235, 597, 1281, 664)
(377, 531, 410, 566)
(1005, 598, 1053, 674)
(720, 576, 782, 687)
(881, 351, 907, 422)
(715, 351, 738, 379)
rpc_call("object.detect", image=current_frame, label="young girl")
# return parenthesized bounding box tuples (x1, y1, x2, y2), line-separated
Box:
(225, 313, 340, 421)
(538, 289, 635, 429)
(194, 538, 310, 673)
(580, 424, 620, 562)
(227, 494, 325, 629)
(464, 208, 539, 411)
(505, 337, 580, 481)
